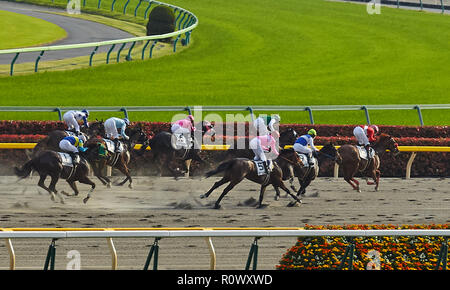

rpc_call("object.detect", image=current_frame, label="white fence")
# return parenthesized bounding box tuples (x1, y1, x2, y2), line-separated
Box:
(1, 228, 449, 270)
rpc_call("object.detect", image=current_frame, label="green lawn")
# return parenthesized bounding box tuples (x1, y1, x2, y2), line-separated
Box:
(0, 0, 449, 125)
(0, 9, 66, 49)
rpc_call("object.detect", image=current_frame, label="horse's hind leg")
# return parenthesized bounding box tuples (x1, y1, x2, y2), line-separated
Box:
(38, 174, 55, 201)
(272, 185, 281, 201)
(278, 182, 302, 206)
(257, 185, 269, 208)
(62, 179, 79, 197)
(116, 164, 132, 189)
(213, 179, 242, 209)
(77, 175, 96, 204)
(49, 174, 65, 204)
(200, 176, 230, 199)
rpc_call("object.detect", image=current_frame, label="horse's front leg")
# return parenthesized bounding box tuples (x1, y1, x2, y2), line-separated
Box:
(257, 184, 268, 208)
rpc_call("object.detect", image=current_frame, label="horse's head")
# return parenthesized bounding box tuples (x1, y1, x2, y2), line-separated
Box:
(376, 134, 400, 156)
(279, 148, 303, 168)
(83, 137, 107, 161)
(319, 142, 340, 161)
(279, 128, 298, 146)
(85, 120, 105, 138)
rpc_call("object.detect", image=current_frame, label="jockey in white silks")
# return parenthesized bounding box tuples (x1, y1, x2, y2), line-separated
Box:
(63, 110, 89, 135)
(249, 132, 280, 174)
(104, 117, 130, 153)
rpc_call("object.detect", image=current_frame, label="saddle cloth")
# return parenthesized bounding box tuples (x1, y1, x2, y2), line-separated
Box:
(103, 139, 124, 153)
(253, 160, 274, 176)
(296, 153, 316, 168)
(58, 152, 73, 167)
(172, 133, 193, 149)
(357, 146, 375, 160)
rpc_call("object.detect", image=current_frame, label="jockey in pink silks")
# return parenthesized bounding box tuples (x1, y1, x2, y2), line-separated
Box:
(171, 115, 196, 135)
(249, 131, 280, 174)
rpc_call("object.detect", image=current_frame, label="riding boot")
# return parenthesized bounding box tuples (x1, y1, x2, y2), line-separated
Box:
(308, 153, 315, 166)
(365, 145, 372, 159)
(263, 161, 271, 174)
(113, 138, 121, 153)
(70, 153, 80, 166)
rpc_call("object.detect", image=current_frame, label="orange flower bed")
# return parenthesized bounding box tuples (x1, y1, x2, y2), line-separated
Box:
(277, 224, 449, 270)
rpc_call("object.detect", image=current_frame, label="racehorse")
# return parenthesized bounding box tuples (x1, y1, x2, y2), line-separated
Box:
(30, 121, 104, 158)
(279, 127, 298, 148)
(84, 127, 148, 189)
(279, 143, 339, 198)
(336, 133, 399, 192)
(148, 121, 215, 177)
(14, 150, 96, 204)
(200, 149, 303, 209)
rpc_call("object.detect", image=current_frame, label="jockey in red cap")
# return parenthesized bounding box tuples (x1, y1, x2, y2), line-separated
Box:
(353, 125, 380, 159)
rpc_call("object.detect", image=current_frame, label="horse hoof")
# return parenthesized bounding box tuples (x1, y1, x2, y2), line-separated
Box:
(107, 183, 111, 189)
(83, 197, 89, 204)
(128, 184, 133, 189)
(200, 194, 206, 199)
(213, 204, 221, 209)
(274, 196, 279, 201)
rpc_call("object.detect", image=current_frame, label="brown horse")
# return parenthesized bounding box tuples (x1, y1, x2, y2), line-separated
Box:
(14, 150, 96, 204)
(84, 127, 148, 189)
(336, 133, 399, 192)
(29, 121, 105, 158)
(200, 149, 303, 209)
(279, 143, 340, 198)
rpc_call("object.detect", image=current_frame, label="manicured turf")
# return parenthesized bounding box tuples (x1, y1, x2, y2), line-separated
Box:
(0, 0, 449, 125)
(0, 9, 66, 49)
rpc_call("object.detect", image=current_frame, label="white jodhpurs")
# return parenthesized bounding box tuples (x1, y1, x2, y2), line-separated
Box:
(353, 126, 370, 146)
(63, 112, 80, 133)
(104, 118, 119, 139)
(249, 137, 267, 162)
(59, 139, 79, 153)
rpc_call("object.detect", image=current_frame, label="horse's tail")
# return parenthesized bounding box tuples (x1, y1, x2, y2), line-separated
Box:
(205, 160, 234, 178)
(14, 159, 34, 178)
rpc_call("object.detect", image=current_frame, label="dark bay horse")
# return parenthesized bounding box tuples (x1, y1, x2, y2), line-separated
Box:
(14, 150, 96, 204)
(30, 121, 104, 158)
(200, 149, 303, 209)
(148, 121, 215, 177)
(84, 127, 148, 189)
(336, 133, 399, 192)
(280, 143, 339, 198)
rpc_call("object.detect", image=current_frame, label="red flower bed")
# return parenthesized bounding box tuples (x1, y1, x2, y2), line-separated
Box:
(277, 224, 449, 270)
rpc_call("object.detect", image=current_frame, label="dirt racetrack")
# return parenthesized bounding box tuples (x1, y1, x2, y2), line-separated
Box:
(0, 175, 448, 270)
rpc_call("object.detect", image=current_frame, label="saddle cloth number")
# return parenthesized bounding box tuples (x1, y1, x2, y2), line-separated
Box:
(58, 152, 73, 167)
(174, 133, 192, 149)
(357, 146, 375, 160)
(103, 139, 123, 153)
(254, 160, 273, 176)
(296, 153, 314, 168)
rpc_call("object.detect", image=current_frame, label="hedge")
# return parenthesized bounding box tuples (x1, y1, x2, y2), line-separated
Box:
(277, 224, 449, 270)
(0, 121, 448, 177)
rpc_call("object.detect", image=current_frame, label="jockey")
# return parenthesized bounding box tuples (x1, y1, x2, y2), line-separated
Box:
(63, 109, 89, 135)
(253, 114, 281, 136)
(353, 125, 379, 159)
(293, 129, 318, 166)
(104, 117, 130, 153)
(249, 132, 280, 174)
(59, 135, 87, 166)
(171, 115, 196, 139)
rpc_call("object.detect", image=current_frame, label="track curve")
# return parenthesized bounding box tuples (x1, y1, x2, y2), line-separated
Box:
(0, 1, 135, 64)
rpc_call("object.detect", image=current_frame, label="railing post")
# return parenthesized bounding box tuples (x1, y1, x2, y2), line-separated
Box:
(134, 0, 142, 17)
(89, 46, 99, 66)
(184, 106, 192, 115)
(435, 237, 448, 270)
(10, 52, 19, 76)
(305, 107, 314, 124)
(116, 43, 127, 63)
(142, 40, 151, 60)
(111, 0, 117, 11)
(35, 50, 45, 73)
(120, 107, 129, 119)
(149, 40, 158, 58)
(123, 0, 131, 14)
(338, 237, 355, 270)
(245, 237, 260, 270)
(54, 108, 62, 121)
(362, 106, 371, 125)
(44, 238, 57, 270)
(414, 105, 424, 126)
(144, 1, 153, 19)
(143, 237, 161, 270)
(126, 41, 136, 61)
(106, 44, 116, 64)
